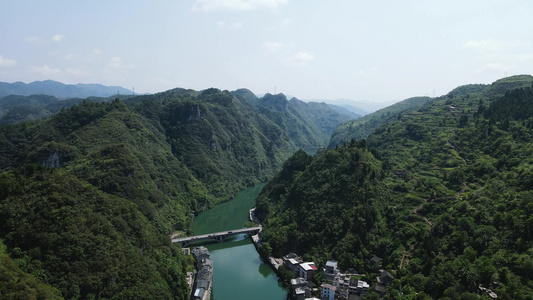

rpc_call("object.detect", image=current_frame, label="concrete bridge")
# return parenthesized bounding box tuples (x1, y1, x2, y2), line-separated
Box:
(172, 226, 261, 247)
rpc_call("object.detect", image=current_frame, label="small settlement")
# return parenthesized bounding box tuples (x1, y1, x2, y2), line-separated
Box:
(274, 252, 395, 300)
(190, 246, 213, 300)
(252, 207, 395, 299)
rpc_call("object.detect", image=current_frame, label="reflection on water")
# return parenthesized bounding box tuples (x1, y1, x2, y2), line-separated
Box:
(191, 184, 287, 300)
(258, 263, 272, 278)
(206, 240, 287, 300)
(193, 184, 265, 235)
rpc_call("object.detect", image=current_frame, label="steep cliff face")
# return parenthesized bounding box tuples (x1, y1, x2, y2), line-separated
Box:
(257, 93, 354, 152)
(146, 89, 297, 200)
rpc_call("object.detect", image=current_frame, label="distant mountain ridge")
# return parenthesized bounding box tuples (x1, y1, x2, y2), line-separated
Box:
(328, 75, 533, 148)
(0, 80, 133, 98)
(232, 91, 357, 152)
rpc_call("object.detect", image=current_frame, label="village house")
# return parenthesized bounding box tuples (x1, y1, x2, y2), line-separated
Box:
(368, 255, 382, 268)
(377, 270, 394, 286)
(291, 277, 308, 289)
(191, 246, 213, 300)
(320, 283, 336, 300)
(291, 277, 316, 300)
(192, 246, 210, 264)
(323, 260, 339, 280)
(374, 270, 394, 297)
(299, 262, 318, 280)
(294, 286, 313, 300)
(348, 279, 369, 296)
(283, 252, 304, 274)
(325, 272, 370, 299)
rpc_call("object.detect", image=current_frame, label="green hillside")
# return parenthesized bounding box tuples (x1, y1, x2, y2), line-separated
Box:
(0, 86, 351, 299)
(256, 76, 533, 299)
(0, 166, 190, 299)
(329, 96, 431, 148)
(239, 92, 355, 152)
(0, 239, 62, 299)
(0, 93, 139, 125)
(329, 75, 533, 149)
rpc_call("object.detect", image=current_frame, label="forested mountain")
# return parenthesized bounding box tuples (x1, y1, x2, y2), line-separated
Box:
(329, 75, 533, 148)
(328, 96, 431, 148)
(0, 93, 141, 125)
(0, 80, 132, 98)
(256, 75, 533, 299)
(0, 87, 351, 299)
(0, 94, 84, 125)
(233, 91, 356, 151)
(325, 103, 361, 120)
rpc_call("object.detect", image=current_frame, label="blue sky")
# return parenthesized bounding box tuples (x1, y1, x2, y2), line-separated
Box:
(1, 0, 532, 104)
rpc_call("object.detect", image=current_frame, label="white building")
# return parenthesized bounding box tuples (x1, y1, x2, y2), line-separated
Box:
(299, 262, 318, 280)
(323, 260, 339, 280)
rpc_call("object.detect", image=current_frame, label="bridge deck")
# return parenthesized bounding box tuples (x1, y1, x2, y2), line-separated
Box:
(172, 226, 261, 244)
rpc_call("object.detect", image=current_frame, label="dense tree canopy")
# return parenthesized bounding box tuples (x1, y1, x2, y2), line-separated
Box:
(257, 79, 533, 299)
(0, 87, 351, 298)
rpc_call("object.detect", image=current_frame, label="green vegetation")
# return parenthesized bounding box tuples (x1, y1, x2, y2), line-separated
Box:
(329, 96, 431, 147)
(0, 94, 117, 125)
(0, 87, 350, 298)
(257, 75, 533, 299)
(0, 166, 190, 299)
(0, 239, 62, 299)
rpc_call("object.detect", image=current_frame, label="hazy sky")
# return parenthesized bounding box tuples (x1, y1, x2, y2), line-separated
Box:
(1, 0, 532, 104)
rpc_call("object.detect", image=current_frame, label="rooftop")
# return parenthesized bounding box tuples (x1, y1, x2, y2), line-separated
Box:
(301, 262, 317, 271)
(325, 260, 338, 268)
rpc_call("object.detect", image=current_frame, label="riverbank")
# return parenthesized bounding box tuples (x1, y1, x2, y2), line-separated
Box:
(191, 246, 213, 300)
(249, 208, 284, 278)
(190, 184, 286, 300)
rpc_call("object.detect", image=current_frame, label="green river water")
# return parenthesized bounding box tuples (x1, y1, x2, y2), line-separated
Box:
(191, 184, 287, 300)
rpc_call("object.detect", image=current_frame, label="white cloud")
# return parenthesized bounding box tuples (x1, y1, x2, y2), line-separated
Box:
(26, 36, 44, 44)
(463, 39, 503, 52)
(64, 53, 76, 60)
(108, 56, 135, 69)
(475, 62, 509, 73)
(194, 0, 288, 11)
(293, 51, 314, 61)
(26, 35, 66, 44)
(287, 51, 314, 67)
(85, 49, 103, 62)
(31, 64, 62, 76)
(515, 52, 533, 63)
(216, 21, 243, 30)
(357, 67, 379, 76)
(52, 34, 65, 42)
(109, 57, 123, 68)
(66, 68, 86, 76)
(261, 42, 284, 53)
(0, 55, 17, 67)
(463, 39, 533, 74)
(263, 18, 292, 31)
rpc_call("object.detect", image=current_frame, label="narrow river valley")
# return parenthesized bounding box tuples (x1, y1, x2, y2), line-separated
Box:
(191, 184, 287, 300)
